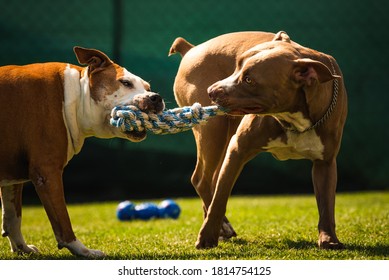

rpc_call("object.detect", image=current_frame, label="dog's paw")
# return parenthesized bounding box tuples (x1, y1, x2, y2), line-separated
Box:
(219, 221, 237, 241)
(195, 229, 219, 249)
(13, 244, 40, 254)
(83, 249, 106, 258)
(319, 240, 345, 250)
(195, 218, 224, 249)
(26, 244, 40, 253)
(195, 237, 218, 249)
(60, 239, 106, 258)
(318, 233, 344, 250)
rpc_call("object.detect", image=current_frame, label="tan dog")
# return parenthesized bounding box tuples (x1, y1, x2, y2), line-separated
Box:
(170, 31, 347, 249)
(0, 47, 164, 257)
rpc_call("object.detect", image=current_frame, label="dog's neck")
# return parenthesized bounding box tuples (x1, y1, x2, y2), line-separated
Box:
(62, 65, 106, 162)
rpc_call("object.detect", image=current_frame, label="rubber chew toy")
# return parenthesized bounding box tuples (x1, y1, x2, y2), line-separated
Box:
(110, 102, 226, 135)
(116, 200, 181, 221)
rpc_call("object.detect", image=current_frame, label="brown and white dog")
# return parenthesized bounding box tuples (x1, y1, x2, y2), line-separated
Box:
(0, 47, 164, 257)
(170, 31, 347, 249)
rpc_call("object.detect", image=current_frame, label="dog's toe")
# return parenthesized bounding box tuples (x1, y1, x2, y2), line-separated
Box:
(60, 239, 106, 258)
(318, 232, 344, 250)
(26, 245, 40, 253)
(319, 241, 345, 250)
(195, 236, 219, 249)
(13, 244, 39, 254)
(85, 249, 106, 258)
(195, 240, 217, 249)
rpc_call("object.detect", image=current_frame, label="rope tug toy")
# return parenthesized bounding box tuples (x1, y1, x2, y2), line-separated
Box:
(110, 102, 227, 135)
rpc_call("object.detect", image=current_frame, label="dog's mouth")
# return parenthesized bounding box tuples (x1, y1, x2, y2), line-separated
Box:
(124, 130, 147, 142)
(112, 92, 165, 142)
(226, 106, 264, 116)
(210, 95, 263, 116)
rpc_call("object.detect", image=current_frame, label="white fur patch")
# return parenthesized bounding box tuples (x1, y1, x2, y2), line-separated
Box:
(104, 68, 151, 109)
(1, 186, 36, 253)
(273, 111, 312, 132)
(63, 64, 84, 162)
(264, 129, 324, 161)
(262, 111, 325, 160)
(63, 64, 119, 161)
(62, 64, 159, 160)
(61, 239, 105, 258)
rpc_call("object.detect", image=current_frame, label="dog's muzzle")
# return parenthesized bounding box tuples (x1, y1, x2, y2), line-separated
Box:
(208, 84, 225, 102)
(132, 92, 165, 114)
(119, 92, 165, 142)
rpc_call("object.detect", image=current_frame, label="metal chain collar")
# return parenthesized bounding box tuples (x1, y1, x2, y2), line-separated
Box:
(278, 56, 339, 133)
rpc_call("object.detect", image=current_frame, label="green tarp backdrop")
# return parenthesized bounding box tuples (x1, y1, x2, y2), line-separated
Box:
(1, 0, 387, 201)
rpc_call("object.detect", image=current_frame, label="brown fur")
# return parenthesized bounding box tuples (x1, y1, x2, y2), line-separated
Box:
(0, 47, 164, 257)
(171, 31, 347, 249)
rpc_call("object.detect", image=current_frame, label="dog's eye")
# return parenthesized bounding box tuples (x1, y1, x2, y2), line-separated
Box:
(120, 80, 134, 88)
(244, 76, 252, 84)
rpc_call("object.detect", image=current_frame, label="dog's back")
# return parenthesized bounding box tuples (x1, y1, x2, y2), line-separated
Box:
(171, 31, 276, 107)
(0, 63, 70, 181)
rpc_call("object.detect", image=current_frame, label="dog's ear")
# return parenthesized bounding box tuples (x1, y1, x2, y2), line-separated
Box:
(73, 46, 113, 73)
(293, 58, 341, 86)
(273, 31, 291, 43)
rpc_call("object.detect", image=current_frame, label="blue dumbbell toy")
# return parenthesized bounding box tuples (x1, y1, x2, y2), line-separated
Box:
(134, 202, 160, 220)
(158, 199, 181, 219)
(116, 199, 181, 221)
(116, 200, 136, 220)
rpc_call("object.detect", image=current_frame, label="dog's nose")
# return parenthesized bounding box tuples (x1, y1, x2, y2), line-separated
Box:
(207, 84, 224, 100)
(148, 93, 165, 113)
(131, 92, 165, 113)
(149, 93, 162, 105)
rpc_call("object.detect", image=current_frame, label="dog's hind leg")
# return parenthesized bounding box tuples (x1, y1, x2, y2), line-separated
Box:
(1, 184, 39, 254)
(30, 167, 105, 258)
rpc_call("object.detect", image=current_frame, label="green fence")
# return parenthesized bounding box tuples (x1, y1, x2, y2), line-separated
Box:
(1, 0, 387, 200)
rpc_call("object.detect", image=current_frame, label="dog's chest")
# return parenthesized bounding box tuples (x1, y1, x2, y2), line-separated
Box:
(263, 130, 324, 161)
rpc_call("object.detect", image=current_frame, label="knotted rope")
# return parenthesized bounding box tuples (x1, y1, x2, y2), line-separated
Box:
(110, 102, 226, 135)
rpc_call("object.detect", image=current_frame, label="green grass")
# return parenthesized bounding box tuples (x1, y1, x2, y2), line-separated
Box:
(0, 192, 388, 260)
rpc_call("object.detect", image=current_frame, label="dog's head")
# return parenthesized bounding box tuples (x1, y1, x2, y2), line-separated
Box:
(73, 46, 165, 142)
(207, 32, 339, 116)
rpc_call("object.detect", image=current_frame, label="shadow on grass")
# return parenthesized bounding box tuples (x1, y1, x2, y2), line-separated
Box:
(4, 239, 388, 260)
(285, 239, 316, 249)
(282, 239, 389, 259)
(343, 243, 389, 259)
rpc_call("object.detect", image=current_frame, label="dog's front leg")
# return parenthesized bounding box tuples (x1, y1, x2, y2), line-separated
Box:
(191, 118, 240, 241)
(312, 159, 344, 249)
(30, 167, 105, 257)
(196, 127, 260, 249)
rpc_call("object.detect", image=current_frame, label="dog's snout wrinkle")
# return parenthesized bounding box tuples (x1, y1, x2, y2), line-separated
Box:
(208, 85, 224, 100)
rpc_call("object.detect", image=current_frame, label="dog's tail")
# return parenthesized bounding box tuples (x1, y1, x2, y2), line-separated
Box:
(168, 37, 194, 57)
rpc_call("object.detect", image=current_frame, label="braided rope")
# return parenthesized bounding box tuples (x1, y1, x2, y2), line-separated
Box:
(110, 102, 226, 135)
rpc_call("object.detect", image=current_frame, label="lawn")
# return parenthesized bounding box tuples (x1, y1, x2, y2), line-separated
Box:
(0, 192, 387, 260)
